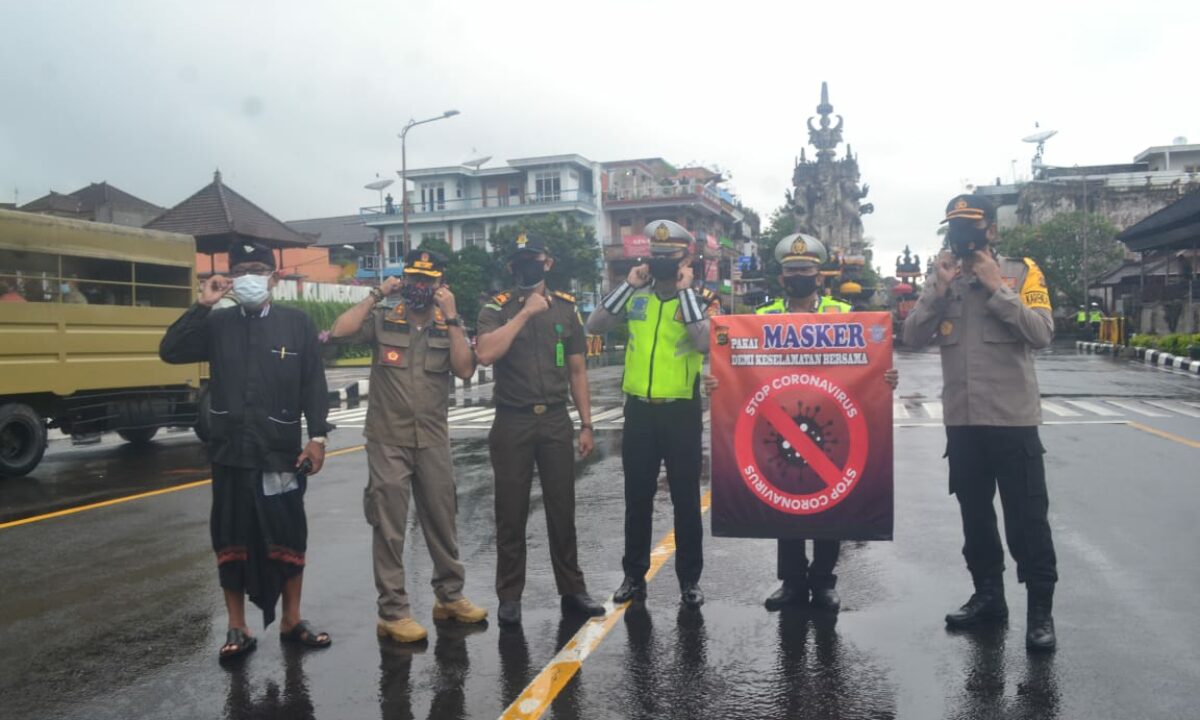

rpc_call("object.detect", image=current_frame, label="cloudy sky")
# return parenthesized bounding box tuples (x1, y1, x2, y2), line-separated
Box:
(2, 0, 1197, 267)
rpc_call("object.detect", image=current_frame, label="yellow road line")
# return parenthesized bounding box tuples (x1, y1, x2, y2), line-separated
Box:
(1126, 421, 1200, 449)
(0, 444, 366, 531)
(500, 490, 713, 720)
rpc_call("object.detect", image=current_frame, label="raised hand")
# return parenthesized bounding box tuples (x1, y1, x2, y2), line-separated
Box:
(199, 275, 232, 306)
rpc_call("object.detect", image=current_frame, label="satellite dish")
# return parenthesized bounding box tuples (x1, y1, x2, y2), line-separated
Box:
(1022, 129, 1058, 144)
(461, 156, 492, 169)
(365, 179, 395, 191)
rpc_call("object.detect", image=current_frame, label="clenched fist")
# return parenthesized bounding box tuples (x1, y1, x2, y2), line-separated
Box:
(521, 291, 550, 317)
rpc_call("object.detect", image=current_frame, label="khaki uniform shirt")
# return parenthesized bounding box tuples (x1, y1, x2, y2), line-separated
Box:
(476, 289, 585, 407)
(349, 302, 453, 448)
(902, 254, 1054, 427)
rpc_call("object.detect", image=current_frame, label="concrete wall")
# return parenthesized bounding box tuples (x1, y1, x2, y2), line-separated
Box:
(1019, 180, 1200, 230)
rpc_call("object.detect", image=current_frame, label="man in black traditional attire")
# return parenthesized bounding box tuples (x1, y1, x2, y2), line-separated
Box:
(161, 240, 332, 661)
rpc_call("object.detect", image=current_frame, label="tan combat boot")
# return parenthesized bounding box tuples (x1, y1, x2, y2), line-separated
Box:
(432, 597, 488, 624)
(377, 617, 428, 643)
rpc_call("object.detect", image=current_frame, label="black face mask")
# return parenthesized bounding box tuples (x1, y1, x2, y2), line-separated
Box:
(648, 257, 681, 281)
(512, 257, 546, 288)
(782, 274, 819, 299)
(946, 219, 989, 258)
(400, 282, 436, 309)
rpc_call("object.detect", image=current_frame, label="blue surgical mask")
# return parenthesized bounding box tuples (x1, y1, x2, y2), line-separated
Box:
(233, 274, 271, 308)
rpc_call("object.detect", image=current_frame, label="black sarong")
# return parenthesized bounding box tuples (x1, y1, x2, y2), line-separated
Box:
(211, 463, 307, 628)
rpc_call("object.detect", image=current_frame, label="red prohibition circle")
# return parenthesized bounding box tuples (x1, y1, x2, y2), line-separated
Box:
(733, 372, 869, 515)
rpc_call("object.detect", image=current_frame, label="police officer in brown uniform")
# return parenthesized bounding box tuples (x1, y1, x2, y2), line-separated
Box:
(474, 233, 605, 626)
(903, 195, 1058, 651)
(331, 249, 487, 644)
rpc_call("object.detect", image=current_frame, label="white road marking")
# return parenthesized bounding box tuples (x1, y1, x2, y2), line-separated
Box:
(1063, 400, 1122, 417)
(1105, 400, 1169, 417)
(1040, 401, 1081, 417)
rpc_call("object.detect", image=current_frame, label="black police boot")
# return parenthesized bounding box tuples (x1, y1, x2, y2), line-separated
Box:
(945, 575, 1008, 628)
(764, 581, 807, 611)
(613, 576, 647, 604)
(1025, 582, 1057, 652)
(680, 582, 704, 609)
(497, 600, 522, 626)
(561, 592, 606, 617)
(809, 578, 841, 613)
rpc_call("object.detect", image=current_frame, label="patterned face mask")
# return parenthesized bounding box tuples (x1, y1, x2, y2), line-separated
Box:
(399, 281, 436, 309)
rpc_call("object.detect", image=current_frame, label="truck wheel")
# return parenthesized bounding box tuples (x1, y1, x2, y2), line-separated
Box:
(193, 387, 211, 443)
(0, 403, 48, 477)
(117, 427, 159, 444)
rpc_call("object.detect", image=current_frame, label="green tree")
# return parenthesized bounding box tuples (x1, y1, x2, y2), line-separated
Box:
(446, 244, 497, 329)
(488, 214, 601, 295)
(755, 206, 797, 299)
(996, 212, 1123, 311)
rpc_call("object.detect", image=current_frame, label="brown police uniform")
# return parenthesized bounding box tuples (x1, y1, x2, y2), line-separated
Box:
(348, 301, 467, 621)
(476, 288, 588, 601)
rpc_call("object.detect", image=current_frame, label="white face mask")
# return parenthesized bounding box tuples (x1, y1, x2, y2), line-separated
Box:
(233, 274, 271, 308)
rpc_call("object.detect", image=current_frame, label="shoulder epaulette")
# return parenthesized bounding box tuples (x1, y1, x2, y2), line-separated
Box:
(551, 290, 576, 303)
(489, 291, 512, 306)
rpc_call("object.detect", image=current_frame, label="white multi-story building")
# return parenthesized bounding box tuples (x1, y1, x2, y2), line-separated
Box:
(360, 154, 605, 265)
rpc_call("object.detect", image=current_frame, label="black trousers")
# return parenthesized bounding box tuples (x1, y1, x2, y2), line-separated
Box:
(946, 426, 1058, 585)
(621, 396, 704, 586)
(777, 539, 840, 588)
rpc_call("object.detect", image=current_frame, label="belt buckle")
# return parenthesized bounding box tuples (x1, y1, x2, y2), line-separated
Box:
(533, 404, 547, 415)
(649, 398, 666, 405)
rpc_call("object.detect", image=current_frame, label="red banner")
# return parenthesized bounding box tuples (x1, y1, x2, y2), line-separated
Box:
(622, 234, 648, 258)
(709, 312, 894, 540)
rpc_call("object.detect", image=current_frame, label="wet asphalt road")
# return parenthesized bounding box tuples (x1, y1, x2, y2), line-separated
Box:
(2, 343, 1200, 720)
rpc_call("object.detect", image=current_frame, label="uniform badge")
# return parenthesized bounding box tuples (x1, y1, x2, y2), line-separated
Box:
(715, 325, 729, 346)
(955, 199, 969, 211)
(870, 325, 886, 344)
(654, 223, 671, 242)
(629, 295, 649, 321)
(939, 320, 954, 336)
(516, 233, 528, 249)
(380, 346, 404, 366)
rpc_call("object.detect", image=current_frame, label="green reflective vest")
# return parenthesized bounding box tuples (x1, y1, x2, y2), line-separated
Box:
(1089, 310, 1103, 323)
(622, 292, 703, 399)
(755, 296, 851, 315)
(1076, 310, 1087, 323)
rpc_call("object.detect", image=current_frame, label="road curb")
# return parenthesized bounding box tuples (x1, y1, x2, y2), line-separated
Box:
(326, 366, 495, 403)
(1076, 341, 1200, 376)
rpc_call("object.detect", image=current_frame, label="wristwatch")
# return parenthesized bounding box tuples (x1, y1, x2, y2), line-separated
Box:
(579, 424, 593, 432)
(310, 436, 327, 446)
(444, 316, 462, 327)
(369, 287, 385, 302)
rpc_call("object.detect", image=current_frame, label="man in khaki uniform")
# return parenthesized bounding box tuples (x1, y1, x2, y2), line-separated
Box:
(331, 248, 486, 643)
(903, 194, 1058, 651)
(475, 233, 605, 626)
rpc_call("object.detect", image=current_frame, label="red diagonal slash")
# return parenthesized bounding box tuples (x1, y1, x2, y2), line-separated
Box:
(761, 401, 843, 489)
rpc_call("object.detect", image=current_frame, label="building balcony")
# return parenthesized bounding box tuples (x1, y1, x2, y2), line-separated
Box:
(360, 190, 598, 225)
(602, 184, 725, 215)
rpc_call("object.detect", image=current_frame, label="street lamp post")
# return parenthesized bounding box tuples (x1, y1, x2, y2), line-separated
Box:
(398, 110, 460, 274)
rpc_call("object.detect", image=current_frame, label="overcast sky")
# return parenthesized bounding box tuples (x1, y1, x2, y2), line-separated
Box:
(2, 0, 1197, 269)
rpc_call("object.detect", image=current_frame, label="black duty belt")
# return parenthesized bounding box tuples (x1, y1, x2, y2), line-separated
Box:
(495, 402, 566, 416)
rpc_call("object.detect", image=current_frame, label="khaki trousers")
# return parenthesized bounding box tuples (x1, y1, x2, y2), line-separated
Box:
(365, 441, 466, 620)
(489, 406, 587, 601)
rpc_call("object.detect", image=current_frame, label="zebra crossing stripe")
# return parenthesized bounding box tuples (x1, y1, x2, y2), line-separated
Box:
(1063, 400, 1121, 417)
(1104, 400, 1169, 417)
(591, 407, 624, 422)
(1040, 401, 1081, 417)
(893, 402, 909, 419)
(1143, 400, 1200, 419)
(920, 402, 943, 419)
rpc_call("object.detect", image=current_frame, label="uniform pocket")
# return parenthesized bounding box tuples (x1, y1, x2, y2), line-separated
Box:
(936, 302, 963, 347)
(266, 414, 302, 451)
(982, 317, 1018, 343)
(363, 488, 381, 527)
(425, 335, 451, 374)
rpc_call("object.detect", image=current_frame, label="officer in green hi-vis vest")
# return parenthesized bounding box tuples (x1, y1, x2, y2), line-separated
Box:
(587, 219, 720, 609)
(734, 233, 897, 613)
